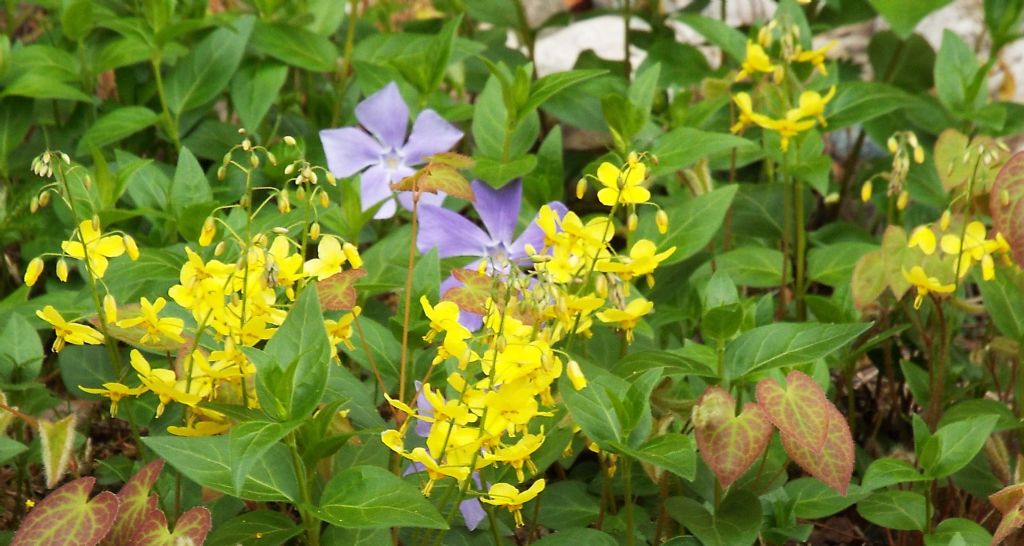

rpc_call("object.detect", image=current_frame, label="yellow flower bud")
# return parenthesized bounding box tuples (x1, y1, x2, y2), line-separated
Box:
(896, 191, 909, 210)
(83, 175, 92, 190)
(214, 241, 226, 256)
(123, 235, 139, 260)
(594, 274, 608, 298)
(284, 163, 295, 176)
(913, 146, 924, 164)
(38, 191, 50, 208)
(250, 153, 260, 168)
(343, 242, 363, 269)
(103, 294, 117, 323)
(199, 217, 216, 247)
(655, 209, 669, 234)
(267, 152, 277, 166)
(940, 210, 951, 231)
(278, 190, 291, 213)
(627, 212, 638, 232)
(309, 222, 321, 241)
(24, 257, 43, 286)
(523, 243, 537, 256)
(242, 138, 252, 151)
(319, 191, 330, 208)
(1001, 190, 1010, 207)
(326, 172, 337, 185)
(56, 258, 69, 282)
(217, 165, 227, 180)
(887, 136, 898, 154)
(283, 135, 297, 146)
(30, 196, 39, 213)
(860, 181, 872, 203)
(575, 179, 587, 200)
(567, 360, 587, 390)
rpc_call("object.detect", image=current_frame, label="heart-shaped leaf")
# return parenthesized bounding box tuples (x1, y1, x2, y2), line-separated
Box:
(992, 152, 1024, 268)
(39, 413, 77, 488)
(781, 403, 855, 495)
(317, 269, 366, 311)
(107, 459, 164, 545)
(693, 386, 773, 488)
(756, 371, 830, 454)
(391, 163, 475, 202)
(13, 477, 120, 546)
(442, 268, 494, 316)
(129, 506, 211, 546)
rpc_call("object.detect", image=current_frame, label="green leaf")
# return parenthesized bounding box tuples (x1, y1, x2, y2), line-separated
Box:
(520, 69, 605, 117)
(60, 0, 94, 41)
(259, 282, 331, 419)
(0, 436, 27, 465)
(77, 106, 159, 155)
(807, 242, 877, 287)
(0, 97, 33, 177)
(229, 420, 303, 494)
(636, 185, 737, 266)
(38, 414, 76, 488)
(666, 489, 762, 546)
(824, 82, 916, 130)
(523, 126, 564, 206)
(651, 129, 754, 175)
(206, 511, 303, 546)
(315, 466, 448, 529)
(861, 457, 929, 491)
(925, 518, 993, 546)
(786, 478, 867, 519)
(537, 481, 600, 530)
(694, 246, 786, 288)
(472, 74, 540, 160)
(560, 370, 628, 447)
(11, 478, 118, 546)
(675, 14, 747, 62)
(533, 528, 618, 546)
(857, 490, 928, 531)
(1, 72, 93, 102)
(619, 434, 697, 481)
(614, 344, 718, 378)
(250, 20, 337, 72)
(920, 415, 999, 479)
(165, 16, 254, 114)
(231, 63, 289, 132)
(867, 0, 953, 38)
(934, 30, 983, 114)
(472, 155, 538, 188)
(339, 315, 399, 389)
(726, 322, 870, 379)
(0, 313, 44, 381)
(142, 435, 299, 501)
(169, 146, 213, 217)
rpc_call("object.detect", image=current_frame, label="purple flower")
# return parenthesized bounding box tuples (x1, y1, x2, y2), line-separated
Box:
(417, 179, 567, 329)
(319, 82, 464, 219)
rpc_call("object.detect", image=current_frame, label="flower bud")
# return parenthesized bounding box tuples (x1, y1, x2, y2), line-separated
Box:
(566, 360, 587, 390)
(91, 215, 100, 232)
(594, 274, 608, 298)
(200, 217, 216, 247)
(267, 152, 277, 166)
(56, 258, 69, 282)
(249, 153, 260, 168)
(824, 192, 840, 205)
(277, 190, 291, 214)
(296, 186, 306, 201)
(627, 212, 638, 232)
(913, 146, 924, 164)
(309, 222, 321, 241)
(214, 241, 226, 256)
(326, 172, 337, 185)
(940, 210, 951, 231)
(1001, 190, 1010, 207)
(284, 135, 297, 146)
(575, 179, 586, 200)
(319, 191, 330, 208)
(655, 209, 668, 234)
(30, 195, 39, 213)
(83, 175, 92, 190)
(38, 191, 50, 208)
(343, 242, 363, 268)
(123, 235, 139, 260)
(523, 243, 537, 256)
(887, 136, 898, 154)
(217, 165, 227, 181)
(242, 138, 252, 151)
(24, 257, 43, 286)
(896, 191, 909, 210)
(860, 181, 872, 203)
(103, 293, 117, 323)
(60, 152, 70, 165)
(284, 163, 295, 175)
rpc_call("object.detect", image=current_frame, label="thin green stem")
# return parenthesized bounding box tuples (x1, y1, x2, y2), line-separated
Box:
(150, 56, 181, 151)
(399, 194, 419, 405)
(794, 175, 807, 321)
(623, 456, 636, 546)
(288, 433, 320, 546)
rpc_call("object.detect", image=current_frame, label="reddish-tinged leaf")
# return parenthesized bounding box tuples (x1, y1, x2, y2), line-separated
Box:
(106, 459, 164, 545)
(316, 269, 366, 311)
(992, 498, 1024, 545)
(693, 386, 773, 488)
(442, 268, 494, 316)
(13, 477, 120, 546)
(992, 483, 1024, 515)
(756, 371, 830, 454)
(129, 506, 211, 546)
(391, 164, 475, 202)
(781, 403, 854, 495)
(991, 152, 1024, 268)
(424, 152, 475, 170)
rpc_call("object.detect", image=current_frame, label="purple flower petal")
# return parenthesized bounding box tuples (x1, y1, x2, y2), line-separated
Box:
(460, 498, 486, 531)
(509, 201, 568, 260)
(402, 461, 427, 476)
(319, 127, 383, 178)
(472, 180, 521, 245)
(414, 381, 433, 438)
(355, 82, 409, 150)
(417, 205, 491, 258)
(402, 109, 464, 166)
(360, 164, 395, 216)
(397, 190, 445, 212)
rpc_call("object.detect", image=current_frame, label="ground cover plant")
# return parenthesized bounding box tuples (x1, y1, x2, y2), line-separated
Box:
(1, 0, 1024, 544)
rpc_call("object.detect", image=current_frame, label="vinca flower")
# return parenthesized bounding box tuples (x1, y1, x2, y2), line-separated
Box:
(320, 82, 463, 219)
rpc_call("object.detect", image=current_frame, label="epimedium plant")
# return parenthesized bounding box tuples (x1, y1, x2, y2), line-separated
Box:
(2, 0, 1024, 545)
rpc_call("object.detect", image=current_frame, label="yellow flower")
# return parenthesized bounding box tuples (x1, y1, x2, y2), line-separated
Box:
(268, 235, 304, 291)
(795, 86, 836, 126)
(596, 297, 653, 343)
(731, 92, 759, 134)
(116, 297, 185, 344)
(483, 432, 545, 482)
(902, 266, 955, 309)
(130, 350, 203, 417)
(596, 239, 676, 284)
(596, 160, 649, 207)
(35, 305, 103, 352)
(794, 40, 837, 75)
(481, 480, 546, 527)
(566, 360, 587, 390)
(303, 235, 348, 281)
(78, 382, 145, 416)
(736, 40, 776, 80)
(61, 220, 125, 278)
(166, 420, 231, 437)
(908, 226, 937, 255)
(753, 109, 816, 152)
(940, 221, 989, 278)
